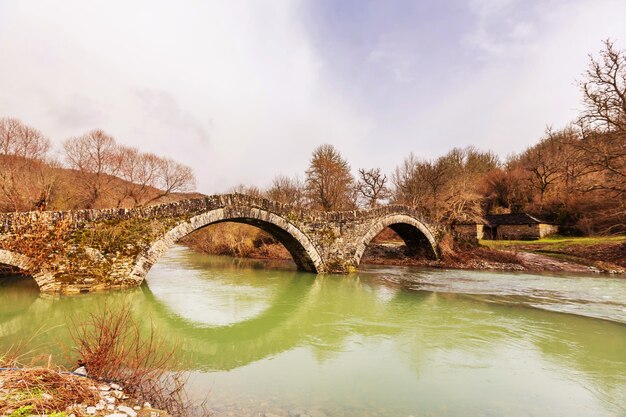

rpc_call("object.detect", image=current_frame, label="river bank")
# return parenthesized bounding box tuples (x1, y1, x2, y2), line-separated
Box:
(0, 302, 201, 417)
(361, 242, 626, 275)
(181, 237, 626, 276)
(0, 368, 169, 417)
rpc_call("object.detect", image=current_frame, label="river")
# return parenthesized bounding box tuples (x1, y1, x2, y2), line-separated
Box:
(1, 245, 625, 416)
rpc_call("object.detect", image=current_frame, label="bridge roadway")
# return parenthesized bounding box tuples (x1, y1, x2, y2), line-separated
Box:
(0, 194, 439, 293)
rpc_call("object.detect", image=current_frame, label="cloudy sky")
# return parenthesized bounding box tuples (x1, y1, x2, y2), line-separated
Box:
(1, 0, 625, 193)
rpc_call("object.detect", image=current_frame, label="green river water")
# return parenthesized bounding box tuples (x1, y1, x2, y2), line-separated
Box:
(1, 245, 625, 416)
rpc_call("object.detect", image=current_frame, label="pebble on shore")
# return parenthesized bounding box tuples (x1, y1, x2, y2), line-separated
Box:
(0, 369, 172, 417)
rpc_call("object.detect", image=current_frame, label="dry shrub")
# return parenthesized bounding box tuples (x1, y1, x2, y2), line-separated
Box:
(256, 242, 291, 260)
(437, 232, 457, 260)
(182, 222, 290, 260)
(182, 223, 256, 257)
(69, 303, 202, 417)
(0, 368, 99, 415)
(438, 232, 523, 267)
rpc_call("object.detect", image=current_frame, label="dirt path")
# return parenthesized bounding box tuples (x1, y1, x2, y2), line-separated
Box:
(511, 251, 600, 273)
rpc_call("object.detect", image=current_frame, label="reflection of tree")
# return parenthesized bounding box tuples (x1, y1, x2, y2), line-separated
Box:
(176, 251, 295, 273)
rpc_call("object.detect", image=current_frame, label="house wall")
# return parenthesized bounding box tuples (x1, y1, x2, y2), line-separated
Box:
(497, 224, 541, 240)
(454, 222, 558, 241)
(477, 224, 484, 240)
(539, 223, 559, 238)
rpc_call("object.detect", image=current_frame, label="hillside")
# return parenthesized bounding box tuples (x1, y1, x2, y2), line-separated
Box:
(0, 154, 203, 212)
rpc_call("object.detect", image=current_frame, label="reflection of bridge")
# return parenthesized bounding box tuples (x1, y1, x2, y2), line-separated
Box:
(0, 194, 439, 293)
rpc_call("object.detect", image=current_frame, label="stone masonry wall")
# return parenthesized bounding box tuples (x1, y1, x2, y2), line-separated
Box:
(0, 194, 440, 293)
(497, 224, 540, 240)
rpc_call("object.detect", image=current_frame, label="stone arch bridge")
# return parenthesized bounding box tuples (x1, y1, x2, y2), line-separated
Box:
(0, 194, 440, 293)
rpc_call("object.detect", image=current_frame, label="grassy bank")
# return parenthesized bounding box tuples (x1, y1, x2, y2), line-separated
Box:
(480, 235, 626, 270)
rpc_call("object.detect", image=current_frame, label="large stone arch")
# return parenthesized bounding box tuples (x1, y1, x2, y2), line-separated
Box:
(0, 249, 56, 292)
(129, 207, 325, 284)
(353, 214, 438, 267)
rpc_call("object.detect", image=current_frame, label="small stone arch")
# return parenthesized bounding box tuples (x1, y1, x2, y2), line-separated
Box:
(129, 207, 325, 284)
(0, 249, 35, 273)
(353, 214, 438, 267)
(0, 249, 56, 292)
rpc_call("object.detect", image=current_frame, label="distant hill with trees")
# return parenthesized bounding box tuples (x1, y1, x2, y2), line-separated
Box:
(0, 120, 198, 212)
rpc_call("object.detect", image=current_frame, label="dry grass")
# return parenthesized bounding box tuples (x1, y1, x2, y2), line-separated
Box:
(181, 222, 290, 260)
(0, 326, 59, 369)
(0, 368, 99, 416)
(444, 246, 522, 265)
(1, 328, 98, 415)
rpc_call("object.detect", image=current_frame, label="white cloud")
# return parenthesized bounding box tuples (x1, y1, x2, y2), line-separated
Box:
(374, 0, 626, 161)
(0, 0, 369, 193)
(0, 0, 625, 194)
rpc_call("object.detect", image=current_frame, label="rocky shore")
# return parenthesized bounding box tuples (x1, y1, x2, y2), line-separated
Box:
(184, 238, 625, 276)
(359, 243, 625, 275)
(0, 369, 172, 417)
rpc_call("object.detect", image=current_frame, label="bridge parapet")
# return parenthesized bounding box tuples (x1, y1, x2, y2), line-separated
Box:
(0, 194, 441, 293)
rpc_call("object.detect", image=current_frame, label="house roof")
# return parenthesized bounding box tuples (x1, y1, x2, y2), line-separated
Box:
(484, 213, 554, 226)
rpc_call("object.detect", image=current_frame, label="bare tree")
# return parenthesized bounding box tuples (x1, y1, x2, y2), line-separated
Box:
(482, 165, 531, 214)
(356, 168, 390, 207)
(305, 144, 355, 211)
(146, 157, 196, 205)
(392, 155, 448, 220)
(63, 129, 122, 208)
(574, 40, 626, 195)
(392, 153, 426, 208)
(116, 147, 155, 206)
(229, 184, 263, 197)
(0, 118, 20, 155)
(0, 118, 57, 211)
(544, 127, 594, 199)
(518, 137, 563, 210)
(415, 159, 450, 220)
(265, 175, 306, 208)
(463, 146, 500, 175)
(580, 39, 626, 134)
(114, 146, 196, 207)
(0, 117, 50, 159)
(393, 147, 498, 224)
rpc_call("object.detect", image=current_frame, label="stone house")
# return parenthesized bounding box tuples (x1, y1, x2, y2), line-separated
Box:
(452, 213, 558, 241)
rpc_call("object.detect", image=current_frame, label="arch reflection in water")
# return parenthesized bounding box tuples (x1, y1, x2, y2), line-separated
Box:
(0, 273, 40, 341)
(142, 246, 430, 370)
(1, 245, 626, 416)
